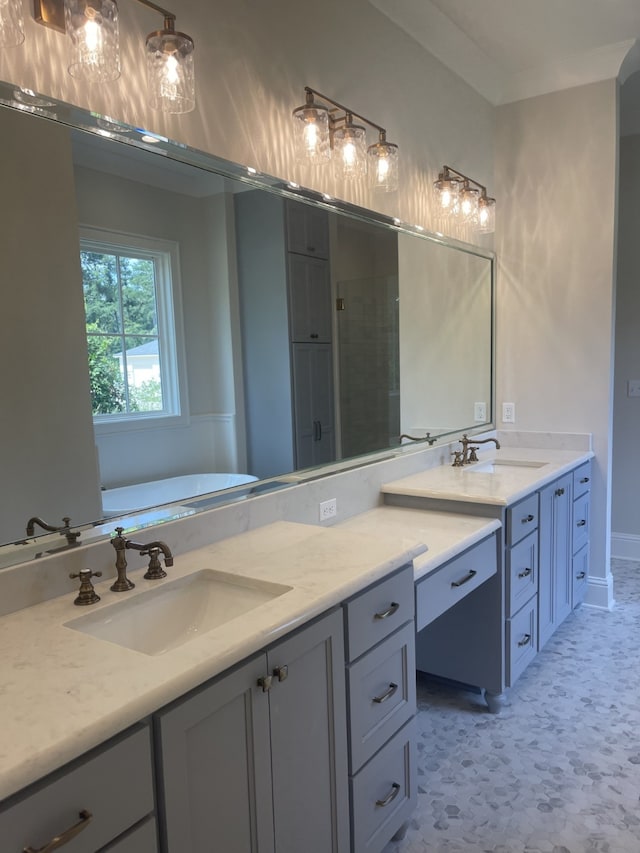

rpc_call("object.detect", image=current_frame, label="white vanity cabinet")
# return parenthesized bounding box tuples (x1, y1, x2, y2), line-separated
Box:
(344, 564, 417, 853)
(155, 608, 349, 853)
(0, 724, 156, 853)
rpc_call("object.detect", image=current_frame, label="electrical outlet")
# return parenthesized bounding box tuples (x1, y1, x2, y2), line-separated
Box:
(502, 402, 516, 424)
(319, 498, 337, 521)
(474, 402, 487, 422)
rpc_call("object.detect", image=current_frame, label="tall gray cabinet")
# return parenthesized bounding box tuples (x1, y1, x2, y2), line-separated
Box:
(235, 192, 335, 479)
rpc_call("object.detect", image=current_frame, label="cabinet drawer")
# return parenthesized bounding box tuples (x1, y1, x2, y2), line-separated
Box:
(345, 564, 414, 662)
(347, 622, 416, 773)
(506, 492, 539, 547)
(103, 817, 158, 852)
(573, 492, 590, 554)
(506, 531, 537, 618)
(0, 725, 154, 853)
(506, 597, 537, 686)
(350, 718, 416, 853)
(572, 544, 589, 608)
(573, 461, 592, 498)
(415, 533, 497, 631)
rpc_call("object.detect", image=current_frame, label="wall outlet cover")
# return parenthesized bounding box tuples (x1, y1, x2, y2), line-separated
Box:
(474, 402, 487, 422)
(319, 498, 337, 521)
(502, 402, 516, 423)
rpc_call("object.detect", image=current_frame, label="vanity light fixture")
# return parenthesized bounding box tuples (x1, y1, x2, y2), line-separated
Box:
(292, 86, 399, 192)
(29, 0, 195, 113)
(0, 0, 24, 46)
(433, 165, 495, 233)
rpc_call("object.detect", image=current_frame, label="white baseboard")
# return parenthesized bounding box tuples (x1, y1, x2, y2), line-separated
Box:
(611, 532, 640, 561)
(583, 575, 615, 610)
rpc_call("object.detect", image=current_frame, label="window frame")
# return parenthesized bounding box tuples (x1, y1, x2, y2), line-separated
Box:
(79, 226, 189, 434)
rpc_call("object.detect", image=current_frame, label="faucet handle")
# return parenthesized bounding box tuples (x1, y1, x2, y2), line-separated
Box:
(69, 568, 102, 606)
(451, 450, 464, 467)
(143, 547, 168, 580)
(467, 446, 479, 463)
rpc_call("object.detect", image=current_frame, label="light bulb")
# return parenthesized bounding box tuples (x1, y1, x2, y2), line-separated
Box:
(368, 136, 399, 192)
(65, 0, 120, 83)
(333, 119, 366, 181)
(146, 21, 195, 114)
(292, 95, 330, 164)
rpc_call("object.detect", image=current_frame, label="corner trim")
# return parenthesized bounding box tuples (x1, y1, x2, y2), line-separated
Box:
(583, 575, 615, 610)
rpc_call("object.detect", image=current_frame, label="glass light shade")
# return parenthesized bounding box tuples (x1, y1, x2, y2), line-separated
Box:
(0, 0, 24, 47)
(477, 196, 496, 233)
(292, 102, 331, 164)
(368, 139, 399, 192)
(459, 183, 480, 223)
(333, 121, 367, 181)
(65, 0, 120, 83)
(433, 175, 460, 217)
(146, 27, 195, 114)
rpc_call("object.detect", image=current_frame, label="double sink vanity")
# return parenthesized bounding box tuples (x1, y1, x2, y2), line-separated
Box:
(0, 436, 593, 853)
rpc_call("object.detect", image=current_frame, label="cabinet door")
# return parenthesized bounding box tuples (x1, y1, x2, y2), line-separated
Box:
(267, 609, 349, 853)
(538, 474, 572, 650)
(155, 654, 274, 853)
(286, 200, 330, 259)
(292, 343, 335, 469)
(288, 254, 332, 342)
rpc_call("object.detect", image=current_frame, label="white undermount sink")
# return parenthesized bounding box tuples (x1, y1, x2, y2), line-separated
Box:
(65, 569, 292, 656)
(468, 459, 548, 474)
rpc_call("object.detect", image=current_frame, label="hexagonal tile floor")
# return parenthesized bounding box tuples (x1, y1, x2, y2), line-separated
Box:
(383, 560, 640, 853)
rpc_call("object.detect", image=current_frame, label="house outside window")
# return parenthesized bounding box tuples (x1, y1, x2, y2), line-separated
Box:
(79, 227, 186, 430)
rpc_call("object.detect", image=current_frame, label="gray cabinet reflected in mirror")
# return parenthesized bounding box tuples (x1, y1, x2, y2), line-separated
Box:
(0, 82, 494, 567)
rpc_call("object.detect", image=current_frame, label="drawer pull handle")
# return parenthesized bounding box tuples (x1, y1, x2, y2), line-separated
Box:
(273, 665, 288, 682)
(373, 682, 398, 704)
(451, 569, 477, 588)
(374, 602, 399, 620)
(24, 809, 93, 853)
(375, 782, 401, 807)
(577, 519, 586, 527)
(518, 567, 532, 579)
(555, 487, 565, 497)
(257, 675, 273, 692)
(522, 514, 535, 524)
(580, 476, 590, 483)
(517, 633, 532, 647)
(576, 571, 586, 580)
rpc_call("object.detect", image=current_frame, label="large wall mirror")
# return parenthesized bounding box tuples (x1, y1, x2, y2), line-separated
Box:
(0, 82, 494, 568)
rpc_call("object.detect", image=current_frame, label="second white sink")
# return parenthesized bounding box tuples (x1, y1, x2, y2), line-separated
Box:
(65, 569, 292, 655)
(468, 459, 548, 474)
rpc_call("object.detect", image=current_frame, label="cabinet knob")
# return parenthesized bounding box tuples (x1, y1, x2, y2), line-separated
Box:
(580, 477, 590, 484)
(576, 571, 586, 580)
(24, 809, 93, 853)
(273, 665, 288, 682)
(577, 519, 587, 527)
(257, 675, 273, 692)
(517, 633, 532, 648)
(518, 567, 532, 579)
(555, 487, 565, 497)
(522, 514, 535, 524)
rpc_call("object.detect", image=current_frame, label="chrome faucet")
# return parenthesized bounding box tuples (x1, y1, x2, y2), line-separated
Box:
(457, 434, 501, 465)
(110, 527, 174, 590)
(26, 515, 81, 545)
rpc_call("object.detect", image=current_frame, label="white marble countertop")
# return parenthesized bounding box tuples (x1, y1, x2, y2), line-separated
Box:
(338, 507, 501, 581)
(0, 520, 426, 802)
(381, 447, 593, 506)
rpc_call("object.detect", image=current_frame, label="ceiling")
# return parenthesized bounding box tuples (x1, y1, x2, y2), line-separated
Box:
(370, 0, 640, 107)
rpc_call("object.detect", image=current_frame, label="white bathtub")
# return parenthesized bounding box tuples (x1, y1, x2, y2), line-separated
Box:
(101, 473, 259, 517)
